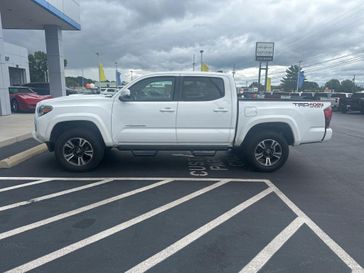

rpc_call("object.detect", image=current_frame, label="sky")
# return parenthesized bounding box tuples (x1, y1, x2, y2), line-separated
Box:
(3, 0, 364, 86)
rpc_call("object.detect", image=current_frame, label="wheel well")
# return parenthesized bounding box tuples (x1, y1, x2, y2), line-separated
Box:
(49, 121, 104, 151)
(243, 122, 295, 146)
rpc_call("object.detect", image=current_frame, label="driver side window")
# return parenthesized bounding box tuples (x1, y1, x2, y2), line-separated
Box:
(129, 77, 175, 101)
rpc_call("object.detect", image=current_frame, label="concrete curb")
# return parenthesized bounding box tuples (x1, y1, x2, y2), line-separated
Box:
(0, 133, 33, 149)
(0, 144, 48, 169)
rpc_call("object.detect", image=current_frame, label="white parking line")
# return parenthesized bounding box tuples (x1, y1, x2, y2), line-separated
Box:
(239, 217, 305, 273)
(0, 177, 362, 273)
(125, 188, 273, 273)
(5, 180, 230, 273)
(265, 180, 364, 273)
(0, 179, 113, 212)
(0, 179, 53, 193)
(0, 179, 174, 240)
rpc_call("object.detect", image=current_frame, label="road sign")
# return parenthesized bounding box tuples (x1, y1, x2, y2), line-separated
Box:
(256, 42, 275, 62)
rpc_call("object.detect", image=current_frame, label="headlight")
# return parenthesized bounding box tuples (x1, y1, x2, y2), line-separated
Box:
(38, 105, 53, 116)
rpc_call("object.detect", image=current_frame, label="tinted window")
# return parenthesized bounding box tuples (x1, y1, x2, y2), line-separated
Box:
(181, 77, 225, 101)
(129, 77, 175, 101)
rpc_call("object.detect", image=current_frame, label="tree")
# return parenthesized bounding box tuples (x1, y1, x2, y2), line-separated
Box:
(340, 79, 356, 93)
(249, 82, 264, 90)
(66, 76, 95, 88)
(280, 65, 305, 91)
(325, 79, 341, 92)
(28, 51, 48, 82)
(28, 51, 67, 82)
(303, 81, 320, 91)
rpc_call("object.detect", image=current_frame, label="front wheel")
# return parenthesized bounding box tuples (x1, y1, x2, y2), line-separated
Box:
(244, 131, 289, 172)
(54, 128, 105, 172)
(11, 99, 19, 113)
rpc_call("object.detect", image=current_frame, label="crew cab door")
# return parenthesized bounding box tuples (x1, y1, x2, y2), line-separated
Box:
(176, 76, 234, 145)
(112, 76, 177, 144)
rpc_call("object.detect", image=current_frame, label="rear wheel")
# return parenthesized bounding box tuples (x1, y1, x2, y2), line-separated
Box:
(244, 131, 289, 172)
(54, 128, 105, 172)
(11, 99, 19, 113)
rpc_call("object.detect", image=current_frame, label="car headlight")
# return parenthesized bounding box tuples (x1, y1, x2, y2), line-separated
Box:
(38, 105, 53, 116)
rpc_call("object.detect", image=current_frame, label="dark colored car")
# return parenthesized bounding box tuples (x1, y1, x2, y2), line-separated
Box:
(340, 92, 364, 113)
(9, 86, 52, 113)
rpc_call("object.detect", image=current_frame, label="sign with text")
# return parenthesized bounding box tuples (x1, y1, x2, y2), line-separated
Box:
(255, 42, 274, 62)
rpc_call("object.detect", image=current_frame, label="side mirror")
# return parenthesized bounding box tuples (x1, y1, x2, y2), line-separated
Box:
(119, 89, 132, 101)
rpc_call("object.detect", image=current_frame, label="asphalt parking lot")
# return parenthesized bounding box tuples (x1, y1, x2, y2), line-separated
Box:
(0, 112, 363, 273)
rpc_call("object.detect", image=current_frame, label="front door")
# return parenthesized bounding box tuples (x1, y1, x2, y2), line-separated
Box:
(112, 76, 177, 144)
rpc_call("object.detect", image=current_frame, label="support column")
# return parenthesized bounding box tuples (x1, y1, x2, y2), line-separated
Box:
(0, 12, 11, 116)
(45, 25, 65, 97)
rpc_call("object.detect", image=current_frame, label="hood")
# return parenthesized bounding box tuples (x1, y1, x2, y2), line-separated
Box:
(40, 94, 112, 106)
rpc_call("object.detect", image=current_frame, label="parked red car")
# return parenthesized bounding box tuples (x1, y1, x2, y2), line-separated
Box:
(9, 86, 52, 112)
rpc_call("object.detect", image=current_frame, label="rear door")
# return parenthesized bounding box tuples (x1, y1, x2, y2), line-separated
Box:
(176, 76, 234, 145)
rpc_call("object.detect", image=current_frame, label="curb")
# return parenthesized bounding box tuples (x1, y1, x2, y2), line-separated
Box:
(0, 133, 33, 149)
(0, 144, 48, 169)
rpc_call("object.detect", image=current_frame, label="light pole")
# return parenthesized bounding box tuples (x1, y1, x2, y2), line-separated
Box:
(130, 70, 133, 81)
(296, 60, 302, 93)
(200, 50, 204, 71)
(96, 52, 101, 90)
(192, 54, 196, 71)
(115, 62, 118, 87)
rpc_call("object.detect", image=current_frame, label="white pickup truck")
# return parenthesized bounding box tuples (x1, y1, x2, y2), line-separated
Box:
(33, 72, 333, 172)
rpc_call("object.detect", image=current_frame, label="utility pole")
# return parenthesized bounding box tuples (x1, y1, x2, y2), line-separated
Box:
(232, 64, 236, 79)
(296, 60, 302, 93)
(200, 50, 204, 71)
(130, 70, 133, 81)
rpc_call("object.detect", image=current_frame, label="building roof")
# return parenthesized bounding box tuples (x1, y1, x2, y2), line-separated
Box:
(0, 0, 80, 31)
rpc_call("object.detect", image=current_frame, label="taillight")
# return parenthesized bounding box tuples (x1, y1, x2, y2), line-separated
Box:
(324, 106, 333, 128)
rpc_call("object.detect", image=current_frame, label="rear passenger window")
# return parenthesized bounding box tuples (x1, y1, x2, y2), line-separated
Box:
(181, 77, 225, 101)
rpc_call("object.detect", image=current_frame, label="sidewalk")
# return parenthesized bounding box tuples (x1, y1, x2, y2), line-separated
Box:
(0, 114, 34, 148)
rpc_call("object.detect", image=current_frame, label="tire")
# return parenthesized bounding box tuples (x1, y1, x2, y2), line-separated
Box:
(244, 131, 289, 172)
(11, 99, 19, 113)
(54, 128, 105, 172)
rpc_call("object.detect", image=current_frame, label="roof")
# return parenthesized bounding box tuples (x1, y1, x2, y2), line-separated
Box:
(0, 0, 80, 30)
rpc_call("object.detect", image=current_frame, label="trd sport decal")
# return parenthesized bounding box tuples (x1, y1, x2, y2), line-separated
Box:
(293, 102, 324, 108)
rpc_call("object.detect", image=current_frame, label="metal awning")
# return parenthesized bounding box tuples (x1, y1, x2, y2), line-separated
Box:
(0, 0, 80, 31)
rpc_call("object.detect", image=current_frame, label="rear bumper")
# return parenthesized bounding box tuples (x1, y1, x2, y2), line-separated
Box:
(322, 128, 333, 142)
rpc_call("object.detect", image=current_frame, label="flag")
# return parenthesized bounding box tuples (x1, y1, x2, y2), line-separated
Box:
(99, 64, 107, 82)
(201, 63, 209, 72)
(298, 71, 305, 89)
(267, 77, 272, 92)
(116, 70, 122, 87)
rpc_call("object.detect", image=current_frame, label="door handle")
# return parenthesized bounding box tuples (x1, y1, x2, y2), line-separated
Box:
(213, 108, 228, 113)
(160, 107, 175, 113)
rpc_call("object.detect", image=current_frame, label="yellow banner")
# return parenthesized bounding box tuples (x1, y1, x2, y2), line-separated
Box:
(99, 64, 107, 82)
(201, 63, 209, 72)
(267, 77, 272, 92)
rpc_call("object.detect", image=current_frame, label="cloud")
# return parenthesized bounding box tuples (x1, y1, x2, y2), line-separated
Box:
(3, 0, 364, 85)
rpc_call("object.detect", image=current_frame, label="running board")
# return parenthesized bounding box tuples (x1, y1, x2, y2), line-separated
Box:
(191, 151, 216, 157)
(131, 150, 158, 157)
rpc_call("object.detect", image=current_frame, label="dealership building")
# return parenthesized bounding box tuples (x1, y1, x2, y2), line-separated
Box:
(0, 0, 81, 115)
